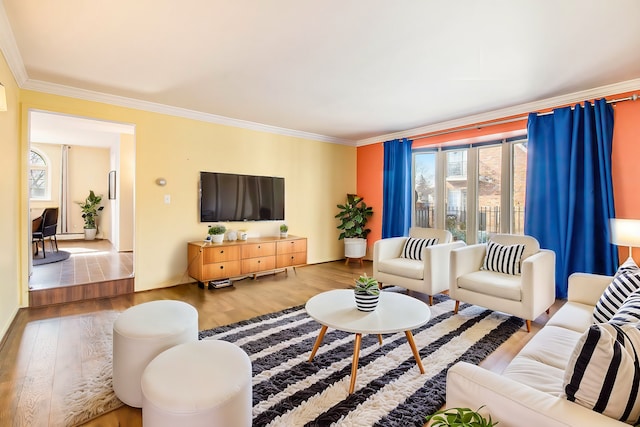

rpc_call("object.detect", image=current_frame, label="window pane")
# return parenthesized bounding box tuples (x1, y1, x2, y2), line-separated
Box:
(29, 169, 46, 198)
(445, 150, 467, 242)
(477, 145, 502, 243)
(414, 153, 436, 228)
(512, 142, 527, 234)
(30, 150, 45, 166)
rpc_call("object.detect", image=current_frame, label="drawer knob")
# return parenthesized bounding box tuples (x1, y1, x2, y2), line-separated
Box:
(258, 260, 261, 264)
(220, 250, 224, 254)
(220, 266, 224, 269)
(258, 245, 261, 248)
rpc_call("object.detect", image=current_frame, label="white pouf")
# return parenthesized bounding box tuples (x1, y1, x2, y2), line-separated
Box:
(141, 340, 252, 427)
(112, 300, 198, 407)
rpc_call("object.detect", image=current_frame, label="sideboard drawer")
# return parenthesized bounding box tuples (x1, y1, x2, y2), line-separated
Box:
(242, 256, 276, 273)
(203, 246, 240, 263)
(241, 242, 276, 259)
(202, 261, 242, 280)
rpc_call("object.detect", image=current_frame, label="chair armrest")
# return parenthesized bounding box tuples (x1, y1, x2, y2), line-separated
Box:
(450, 244, 486, 286)
(373, 237, 408, 278)
(520, 249, 556, 317)
(423, 241, 466, 285)
(446, 362, 626, 427)
(567, 272, 613, 306)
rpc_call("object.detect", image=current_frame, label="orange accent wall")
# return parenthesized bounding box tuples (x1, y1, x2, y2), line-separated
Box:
(612, 98, 640, 265)
(356, 143, 383, 255)
(357, 92, 640, 268)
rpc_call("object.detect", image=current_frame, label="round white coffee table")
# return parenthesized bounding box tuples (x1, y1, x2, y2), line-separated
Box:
(305, 289, 430, 394)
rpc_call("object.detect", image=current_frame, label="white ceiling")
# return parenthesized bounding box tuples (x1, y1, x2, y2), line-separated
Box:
(2, 1, 640, 145)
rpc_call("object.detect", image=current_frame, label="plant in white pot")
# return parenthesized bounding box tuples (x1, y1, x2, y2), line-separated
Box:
(353, 273, 380, 311)
(335, 194, 373, 259)
(280, 224, 288, 238)
(208, 225, 226, 243)
(77, 190, 104, 240)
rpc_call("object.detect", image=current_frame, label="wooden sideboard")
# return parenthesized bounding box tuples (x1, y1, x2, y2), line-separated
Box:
(187, 235, 307, 286)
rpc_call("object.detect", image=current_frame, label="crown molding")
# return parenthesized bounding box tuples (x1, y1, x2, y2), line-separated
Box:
(356, 78, 640, 147)
(0, 2, 28, 86)
(21, 79, 354, 146)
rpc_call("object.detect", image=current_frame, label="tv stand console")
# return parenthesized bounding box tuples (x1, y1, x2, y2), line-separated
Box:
(187, 236, 307, 287)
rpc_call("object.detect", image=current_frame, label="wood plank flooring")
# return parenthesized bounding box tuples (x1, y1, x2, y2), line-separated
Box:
(1, 261, 559, 426)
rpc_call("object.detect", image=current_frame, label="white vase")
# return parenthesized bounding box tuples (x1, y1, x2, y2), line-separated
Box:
(344, 238, 367, 258)
(211, 234, 224, 243)
(84, 228, 97, 240)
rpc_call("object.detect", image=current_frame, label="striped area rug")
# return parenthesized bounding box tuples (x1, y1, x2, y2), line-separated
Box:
(199, 293, 523, 427)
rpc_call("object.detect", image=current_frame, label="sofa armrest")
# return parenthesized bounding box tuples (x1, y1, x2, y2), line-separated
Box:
(423, 241, 466, 285)
(449, 244, 486, 290)
(520, 249, 556, 318)
(446, 362, 625, 427)
(567, 272, 613, 306)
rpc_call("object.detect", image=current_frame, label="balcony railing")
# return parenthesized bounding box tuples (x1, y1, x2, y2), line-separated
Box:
(414, 205, 525, 242)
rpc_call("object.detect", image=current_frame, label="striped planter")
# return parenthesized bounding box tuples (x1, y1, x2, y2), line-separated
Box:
(354, 292, 379, 312)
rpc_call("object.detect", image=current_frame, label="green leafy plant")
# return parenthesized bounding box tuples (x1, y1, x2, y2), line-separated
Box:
(354, 274, 380, 296)
(77, 190, 104, 229)
(335, 194, 373, 240)
(426, 406, 498, 427)
(208, 225, 226, 235)
(280, 224, 289, 233)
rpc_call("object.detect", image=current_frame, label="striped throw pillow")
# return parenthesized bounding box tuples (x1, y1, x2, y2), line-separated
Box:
(481, 240, 526, 275)
(401, 237, 438, 261)
(593, 260, 640, 324)
(563, 322, 640, 423)
(610, 289, 640, 324)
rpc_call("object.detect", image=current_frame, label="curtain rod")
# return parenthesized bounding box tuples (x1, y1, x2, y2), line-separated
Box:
(413, 93, 639, 140)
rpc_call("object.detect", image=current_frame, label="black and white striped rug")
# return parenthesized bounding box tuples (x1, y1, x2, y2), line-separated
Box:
(199, 294, 523, 427)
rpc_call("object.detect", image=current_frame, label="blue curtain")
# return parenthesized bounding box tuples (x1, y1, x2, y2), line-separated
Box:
(382, 138, 413, 238)
(525, 99, 617, 299)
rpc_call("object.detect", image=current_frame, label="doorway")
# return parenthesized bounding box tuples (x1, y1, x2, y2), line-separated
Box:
(27, 110, 136, 305)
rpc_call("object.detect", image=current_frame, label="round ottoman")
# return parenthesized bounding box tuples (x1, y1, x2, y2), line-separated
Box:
(141, 340, 252, 427)
(112, 300, 198, 407)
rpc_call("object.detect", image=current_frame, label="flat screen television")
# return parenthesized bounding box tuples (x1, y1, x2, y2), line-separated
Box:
(199, 171, 285, 222)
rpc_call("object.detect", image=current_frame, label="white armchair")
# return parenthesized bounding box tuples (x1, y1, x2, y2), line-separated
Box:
(449, 234, 556, 332)
(373, 227, 466, 305)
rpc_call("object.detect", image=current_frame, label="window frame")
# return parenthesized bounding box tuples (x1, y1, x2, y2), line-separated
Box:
(29, 148, 51, 201)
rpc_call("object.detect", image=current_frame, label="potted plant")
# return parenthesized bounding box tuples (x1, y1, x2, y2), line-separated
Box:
(353, 273, 380, 311)
(336, 194, 373, 259)
(77, 190, 104, 240)
(280, 224, 289, 238)
(426, 406, 498, 427)
(208, 224, 226, 243)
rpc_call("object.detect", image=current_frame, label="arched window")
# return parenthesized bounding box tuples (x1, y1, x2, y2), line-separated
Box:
(29, 149, 50, 200)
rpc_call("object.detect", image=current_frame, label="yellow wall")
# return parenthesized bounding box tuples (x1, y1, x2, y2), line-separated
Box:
(117, 134, 135, 251)
(19, 90, 356, 299)
(0, 51, 21, 339)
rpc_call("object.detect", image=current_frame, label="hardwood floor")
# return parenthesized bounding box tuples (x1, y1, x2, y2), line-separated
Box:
(1, 261, 559, 426)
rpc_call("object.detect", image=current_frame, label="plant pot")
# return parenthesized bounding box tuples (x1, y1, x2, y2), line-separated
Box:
(211, 234, 224, 243)
(280, 232, 288, 238)
(344, 238, 367, 258)
(354, 291, 379, 312)
(84, 228, 97, 241)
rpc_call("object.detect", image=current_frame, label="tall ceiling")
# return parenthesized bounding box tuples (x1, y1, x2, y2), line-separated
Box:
(2, 0, 640, 145)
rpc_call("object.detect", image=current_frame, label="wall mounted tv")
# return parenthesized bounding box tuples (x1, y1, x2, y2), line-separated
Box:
(199, 171, 285, 222)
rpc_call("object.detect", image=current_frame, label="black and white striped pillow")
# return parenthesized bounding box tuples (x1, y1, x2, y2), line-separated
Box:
(401, 237, 438, 261)
(610, 289, 640, 324)
(563, 322, 640, 423)
(593, 260, 640, 324)
(481, 240, 525, 275)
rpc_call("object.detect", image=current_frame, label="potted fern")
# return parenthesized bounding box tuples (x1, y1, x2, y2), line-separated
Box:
(336, 194, 373, 259)
(77, 190, 104, 240)
(208, 224, 226, 243)
(354, 273, 380, 311)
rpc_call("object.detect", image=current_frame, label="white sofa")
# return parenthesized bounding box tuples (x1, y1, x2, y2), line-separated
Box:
(446, 272, 628, 426)
(373, 227, 465, 305)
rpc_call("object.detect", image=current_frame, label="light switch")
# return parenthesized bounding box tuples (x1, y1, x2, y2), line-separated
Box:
(164, 194, 171, 204)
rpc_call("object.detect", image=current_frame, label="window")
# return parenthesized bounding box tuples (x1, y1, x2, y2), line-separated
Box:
(412, 138, 527, 244)
(29, 149, 49, 200)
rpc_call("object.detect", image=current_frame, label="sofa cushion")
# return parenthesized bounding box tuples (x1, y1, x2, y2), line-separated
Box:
(593, 261, 640, 323)
(610, 289, 640, 324)
(377, 258, 424, 280)
(563, 322, 640, 423)
(401, 237, 438, 261)
(457, 270, 521, 301)
(482, 240, 525, 275)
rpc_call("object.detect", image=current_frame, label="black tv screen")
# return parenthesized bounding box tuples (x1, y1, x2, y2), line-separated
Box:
(200, 172, 285, 222)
